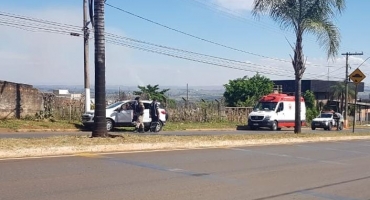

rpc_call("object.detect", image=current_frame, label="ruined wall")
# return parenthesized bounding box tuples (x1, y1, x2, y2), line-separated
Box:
(0, 81, 43, 119)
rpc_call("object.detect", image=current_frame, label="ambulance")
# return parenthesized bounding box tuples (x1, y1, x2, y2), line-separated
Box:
(247, 93, 306, 131)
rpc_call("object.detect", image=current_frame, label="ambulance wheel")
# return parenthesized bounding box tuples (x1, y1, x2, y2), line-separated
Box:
(270, 121, 278, 131)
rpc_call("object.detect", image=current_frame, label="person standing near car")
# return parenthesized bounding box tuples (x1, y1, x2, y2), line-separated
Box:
(134, 97, 145, 133)
(149, 98, 160, 128)
(132, 97, 140, 125)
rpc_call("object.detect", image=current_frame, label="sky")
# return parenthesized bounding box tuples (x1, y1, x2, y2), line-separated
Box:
(1, 0, 370, 88)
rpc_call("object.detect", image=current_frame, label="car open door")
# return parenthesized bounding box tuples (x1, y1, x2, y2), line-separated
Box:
(116, 102, 133, 123)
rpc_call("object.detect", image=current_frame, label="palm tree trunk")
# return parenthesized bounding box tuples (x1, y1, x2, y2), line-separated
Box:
(293, 29, 305, 134)
(92, 0, 107, 137)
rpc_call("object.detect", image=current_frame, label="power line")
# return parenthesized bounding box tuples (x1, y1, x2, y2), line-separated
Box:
(105, 2, 294, 63)
(105, 2, 334, 68)
(0, 11, 346, 81)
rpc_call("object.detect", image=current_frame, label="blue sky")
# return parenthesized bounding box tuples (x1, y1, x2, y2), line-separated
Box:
(1, 0, 369, 87)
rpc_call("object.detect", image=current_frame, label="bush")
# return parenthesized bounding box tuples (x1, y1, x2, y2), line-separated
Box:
(306, 108, 319, 123)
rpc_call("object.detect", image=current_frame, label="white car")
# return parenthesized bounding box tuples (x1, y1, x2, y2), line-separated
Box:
(311, 112, 343, 131)
(82, 100, 168, 132)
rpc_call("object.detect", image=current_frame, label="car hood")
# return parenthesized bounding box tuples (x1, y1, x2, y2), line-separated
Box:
(312, 118, 331, 122)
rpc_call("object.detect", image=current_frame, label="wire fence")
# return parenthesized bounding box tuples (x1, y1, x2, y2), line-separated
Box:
(39, 94, 252, 123)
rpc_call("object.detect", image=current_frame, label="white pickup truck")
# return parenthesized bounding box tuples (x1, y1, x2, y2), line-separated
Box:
(81, 100, 168, 132)
(311, 112, 343, 131)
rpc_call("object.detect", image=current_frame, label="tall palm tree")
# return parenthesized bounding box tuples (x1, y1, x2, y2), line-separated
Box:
(252, 0, 345, 133)
(92, 0, 107, 137)
(330, 82, 355, 113)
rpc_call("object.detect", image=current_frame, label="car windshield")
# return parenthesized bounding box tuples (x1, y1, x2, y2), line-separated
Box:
(106, 102, 123, 109)
(254, 102, 277, 111)
(319, 113, 332, 118)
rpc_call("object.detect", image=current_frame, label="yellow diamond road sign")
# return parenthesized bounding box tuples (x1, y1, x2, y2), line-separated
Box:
(349, 68, 366, 84)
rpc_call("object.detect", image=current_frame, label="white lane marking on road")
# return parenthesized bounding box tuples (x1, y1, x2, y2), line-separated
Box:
(230, 148, 348, 166)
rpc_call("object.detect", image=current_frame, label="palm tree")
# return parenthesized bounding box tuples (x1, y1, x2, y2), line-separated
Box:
(252, 0, 345, 133)
(92, 0, 108, 137)
(330, 82, 355, 113)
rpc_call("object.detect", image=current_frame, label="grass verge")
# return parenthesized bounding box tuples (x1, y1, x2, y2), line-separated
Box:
(0, 119, 240, 132)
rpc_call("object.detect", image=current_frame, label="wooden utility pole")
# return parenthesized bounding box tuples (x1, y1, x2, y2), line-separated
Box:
(83, 0, 91, 112)
(92, 0, 107, 137)
(342, 52, 363, 128)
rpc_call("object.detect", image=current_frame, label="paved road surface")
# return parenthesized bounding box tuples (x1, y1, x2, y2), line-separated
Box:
(1, 140, 370, 200)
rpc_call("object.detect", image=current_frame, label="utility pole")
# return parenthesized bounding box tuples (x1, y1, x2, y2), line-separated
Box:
(342, 52, 363, 128)
(83, 0, 91, 112)
(92, 0, 107, 137)
(186, 83, 189, 109)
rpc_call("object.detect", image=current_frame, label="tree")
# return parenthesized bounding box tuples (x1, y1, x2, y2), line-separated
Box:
(133, 84, 170, 103)
(92, 0, 108, 137)
(303, 90, 319, 123)
(330, 82, 355, 113)
(253, 0, 345, 133)
(223, 73, 273, 107)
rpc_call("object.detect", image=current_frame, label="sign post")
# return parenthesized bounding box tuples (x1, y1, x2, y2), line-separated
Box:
(349, 68, 366, 133)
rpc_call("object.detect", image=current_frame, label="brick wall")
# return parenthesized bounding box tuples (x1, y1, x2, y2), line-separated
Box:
(0, 81, 43, 119)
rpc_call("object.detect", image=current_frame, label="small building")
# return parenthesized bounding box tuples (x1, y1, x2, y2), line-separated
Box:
(53, 89, 82, 99)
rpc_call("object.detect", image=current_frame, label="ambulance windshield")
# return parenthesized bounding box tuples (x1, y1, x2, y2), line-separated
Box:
(254, 102, 278, 111)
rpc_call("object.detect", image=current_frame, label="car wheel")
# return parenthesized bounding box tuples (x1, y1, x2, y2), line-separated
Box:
(327, 123, 332, 131)
(155, 121, 163, 132)
(270, 121, 278, 131)
(144, 126, 150, 132)
(106, 119, 114, 131)
(311, 126, 316, 130)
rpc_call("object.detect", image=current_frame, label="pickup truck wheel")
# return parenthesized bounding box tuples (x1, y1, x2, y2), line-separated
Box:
(106, 119, 114, 131)
(311, 126, 316, 130)
(270, 121, 278, 131)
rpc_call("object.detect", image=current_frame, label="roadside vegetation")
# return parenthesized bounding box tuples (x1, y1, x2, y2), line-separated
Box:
(0, 119, 240, 132)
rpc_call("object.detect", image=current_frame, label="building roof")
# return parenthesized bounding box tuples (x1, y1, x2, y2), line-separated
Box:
(272, 80, 364, 93)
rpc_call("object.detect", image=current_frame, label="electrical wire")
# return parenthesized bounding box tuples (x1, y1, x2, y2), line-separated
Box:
(105, 2, 336, 68)
(0, 10, 346, 81)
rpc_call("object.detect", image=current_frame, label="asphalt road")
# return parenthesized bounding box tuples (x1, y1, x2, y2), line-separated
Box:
(1, 140, 370, 200)
(1, 127, 370, 138)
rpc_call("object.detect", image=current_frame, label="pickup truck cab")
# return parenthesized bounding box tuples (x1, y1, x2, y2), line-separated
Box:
(82, 100, 168, 132)
(311, 112, 343, 131)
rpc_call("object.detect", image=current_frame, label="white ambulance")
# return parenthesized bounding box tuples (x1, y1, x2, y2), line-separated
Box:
(248, 93, 306, 131)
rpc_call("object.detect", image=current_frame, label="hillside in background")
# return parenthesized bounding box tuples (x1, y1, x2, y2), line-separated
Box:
(35, 85, 225, 102)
